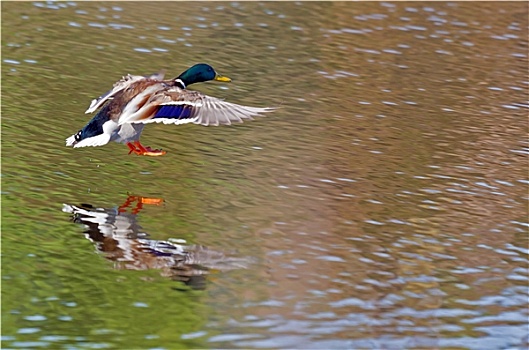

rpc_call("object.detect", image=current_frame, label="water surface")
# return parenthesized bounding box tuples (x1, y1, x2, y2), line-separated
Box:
(2, 2, 528, 349)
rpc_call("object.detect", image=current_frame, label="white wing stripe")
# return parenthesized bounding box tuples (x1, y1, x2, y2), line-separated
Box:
(134, 118, 197, 125)
(160, 101, 203, 107)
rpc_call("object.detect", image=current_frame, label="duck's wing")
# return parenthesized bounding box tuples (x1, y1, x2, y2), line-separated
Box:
(118, 88, 276, 126)
(85, 71, 166, 114)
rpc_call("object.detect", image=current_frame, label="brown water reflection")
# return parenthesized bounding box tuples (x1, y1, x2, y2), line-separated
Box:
(2, 1, 528, 349)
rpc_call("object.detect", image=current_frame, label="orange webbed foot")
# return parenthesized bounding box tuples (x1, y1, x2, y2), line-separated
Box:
(126, 142, 167, 157)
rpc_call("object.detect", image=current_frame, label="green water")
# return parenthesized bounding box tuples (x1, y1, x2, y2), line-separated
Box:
(2, 2, 528, 349)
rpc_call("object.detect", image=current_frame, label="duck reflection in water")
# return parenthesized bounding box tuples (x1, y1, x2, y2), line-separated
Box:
(62, 195, 252, 290)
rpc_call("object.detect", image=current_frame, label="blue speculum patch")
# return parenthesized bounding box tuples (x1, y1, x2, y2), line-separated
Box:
(155, 105, 194, 120)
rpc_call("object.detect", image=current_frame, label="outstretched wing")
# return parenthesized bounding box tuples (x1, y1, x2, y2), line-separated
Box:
(85, 71, 166, 114)
(119, 88, 275, 126)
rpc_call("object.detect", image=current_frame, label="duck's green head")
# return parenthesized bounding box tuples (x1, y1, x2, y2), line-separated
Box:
(176, 63, 231, 88)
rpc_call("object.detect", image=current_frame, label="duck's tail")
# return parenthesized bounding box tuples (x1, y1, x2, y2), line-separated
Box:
(65, 132, 79, 147)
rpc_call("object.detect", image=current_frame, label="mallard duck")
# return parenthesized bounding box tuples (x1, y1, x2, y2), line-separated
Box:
(65, 63, 274, 156)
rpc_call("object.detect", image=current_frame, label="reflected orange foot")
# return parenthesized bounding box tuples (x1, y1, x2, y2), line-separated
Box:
(127, 141, 166, 157)
(118, 195, 165, 213)
(137, 196, 164, 205)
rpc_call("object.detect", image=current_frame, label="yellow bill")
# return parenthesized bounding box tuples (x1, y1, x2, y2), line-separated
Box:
(214, 74, 232, 82)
